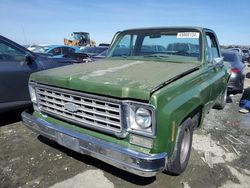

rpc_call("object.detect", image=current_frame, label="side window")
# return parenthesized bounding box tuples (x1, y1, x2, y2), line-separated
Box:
(62, 47, 74, 56)
(0, 42, 25, 62)
(205, 33, 220, 62)
(112, 34, 137, 56)
(49, 47, 61, 56)
(68, 48, 75, 53)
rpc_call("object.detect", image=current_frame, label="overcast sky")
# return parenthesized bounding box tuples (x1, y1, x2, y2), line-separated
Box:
(1, 0, 250, 45)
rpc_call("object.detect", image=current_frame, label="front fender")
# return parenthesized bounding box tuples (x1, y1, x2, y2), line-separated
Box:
(149, 69, 211, 156)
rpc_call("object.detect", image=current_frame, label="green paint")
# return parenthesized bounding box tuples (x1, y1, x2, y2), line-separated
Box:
(30, 59, 199, 101)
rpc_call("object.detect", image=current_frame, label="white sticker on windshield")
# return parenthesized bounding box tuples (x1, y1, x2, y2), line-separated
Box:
(177, 32, 200, 38)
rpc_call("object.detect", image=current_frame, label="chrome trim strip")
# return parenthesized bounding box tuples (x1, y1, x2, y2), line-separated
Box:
(22, 111, 167, 177)
(36, 90, 121, 113)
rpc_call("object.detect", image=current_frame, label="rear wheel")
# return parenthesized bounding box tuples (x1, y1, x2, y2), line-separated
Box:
(166, 118, 193, 175)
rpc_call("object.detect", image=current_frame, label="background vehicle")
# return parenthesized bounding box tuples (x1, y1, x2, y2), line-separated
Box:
(242, 49, 250, 62)
(30, 45, 80, 58)
(22, 27, 230, 177)
(98, 43, 110, 47)
(229, 48, 243, 56)
(166, 43, 199, 55)
(91, 49, 108, 61)
(28, 45, 92, 62)
(64, 32, 96, 47)
(228, 48, 244, 62)
(0, 35, 80, 112)
(80, 46, 108, 57)
(27, 44, 48, 52)
(222, 49, 245, 93)
(67, 52, 92, 63)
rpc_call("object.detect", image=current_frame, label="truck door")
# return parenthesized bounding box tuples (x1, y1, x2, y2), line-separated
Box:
(205, 32, 226, 103)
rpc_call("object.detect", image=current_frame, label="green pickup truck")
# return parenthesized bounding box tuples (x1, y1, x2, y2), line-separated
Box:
(22, 27, 230, 177)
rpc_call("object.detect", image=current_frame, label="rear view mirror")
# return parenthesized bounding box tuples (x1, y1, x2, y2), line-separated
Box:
(149, 35, 161, 38)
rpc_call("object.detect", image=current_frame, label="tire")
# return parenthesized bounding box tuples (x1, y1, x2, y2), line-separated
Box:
(213, 87, 227, 109)
(166, 118, 193, 175)
(239, 77, 245, 93)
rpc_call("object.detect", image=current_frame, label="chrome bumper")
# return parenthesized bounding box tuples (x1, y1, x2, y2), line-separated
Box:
(21, 111, 167, 177)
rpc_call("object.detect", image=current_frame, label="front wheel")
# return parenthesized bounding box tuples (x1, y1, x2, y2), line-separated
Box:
(166, 118, 193, 175)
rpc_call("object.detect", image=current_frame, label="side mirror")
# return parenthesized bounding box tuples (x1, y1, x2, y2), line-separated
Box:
(213, 57, 224, 67)
(25, 54, 33, 65)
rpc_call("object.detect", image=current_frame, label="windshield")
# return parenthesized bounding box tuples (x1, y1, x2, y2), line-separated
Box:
(108, 30, 201, 63)
(73, 33, 89, 41)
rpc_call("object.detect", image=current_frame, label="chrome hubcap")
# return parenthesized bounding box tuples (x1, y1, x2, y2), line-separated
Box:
(180, 128, 191, 164)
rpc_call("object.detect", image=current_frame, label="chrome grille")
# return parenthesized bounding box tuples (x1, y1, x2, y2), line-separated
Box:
(36, 85, 122, 133)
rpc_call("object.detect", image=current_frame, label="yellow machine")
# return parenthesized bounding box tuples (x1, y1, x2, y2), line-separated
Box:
(64, 32, 96, 47)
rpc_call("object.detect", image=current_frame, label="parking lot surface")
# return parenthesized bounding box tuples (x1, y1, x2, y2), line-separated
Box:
(1, 64, 250, 188)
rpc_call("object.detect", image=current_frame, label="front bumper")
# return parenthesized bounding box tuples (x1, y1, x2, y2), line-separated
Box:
(21, 111, 167, 177)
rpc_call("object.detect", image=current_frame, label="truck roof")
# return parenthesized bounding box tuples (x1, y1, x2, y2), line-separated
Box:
(119, 27, 212, 33)
(73, 32, 89, 34)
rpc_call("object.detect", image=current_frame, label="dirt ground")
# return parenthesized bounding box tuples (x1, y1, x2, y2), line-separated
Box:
(1, 64, 250, 188)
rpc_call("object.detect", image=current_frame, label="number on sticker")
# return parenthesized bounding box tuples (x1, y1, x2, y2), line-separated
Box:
(177, 32, 200, 38)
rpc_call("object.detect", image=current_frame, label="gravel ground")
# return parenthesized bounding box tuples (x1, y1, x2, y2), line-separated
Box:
(1, 64, 250, 188)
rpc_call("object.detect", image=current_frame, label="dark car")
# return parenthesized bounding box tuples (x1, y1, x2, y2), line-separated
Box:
(242, 49, 250, 62)
(29, 45, 80, 58)
(65, 52, 93, 63)
(0, 35, 80, 112)
(80, 46, 108, 57)
(228, 48, 244, 62)
(221, 50, 245, 93)
(98, 43, 110, 47)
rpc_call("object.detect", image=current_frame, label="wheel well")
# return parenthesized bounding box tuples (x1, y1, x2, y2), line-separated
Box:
(227, 75, 230, 84)
(180, 106, 203, 129)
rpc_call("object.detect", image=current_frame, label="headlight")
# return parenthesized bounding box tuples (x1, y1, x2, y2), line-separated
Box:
(28, 85, 37, 103)
(125, 102, 155, 137)
(135, 108, 152, 129)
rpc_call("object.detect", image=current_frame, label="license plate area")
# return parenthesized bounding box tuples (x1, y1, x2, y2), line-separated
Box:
(56, 132, 80, 152)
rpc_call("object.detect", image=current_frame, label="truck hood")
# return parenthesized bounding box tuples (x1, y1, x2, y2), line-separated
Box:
(30, 59, 200, 101)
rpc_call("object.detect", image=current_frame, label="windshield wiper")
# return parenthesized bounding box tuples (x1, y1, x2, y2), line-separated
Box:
(143, 54, 170, 58)
(110, 55, 129, 59)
